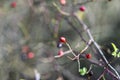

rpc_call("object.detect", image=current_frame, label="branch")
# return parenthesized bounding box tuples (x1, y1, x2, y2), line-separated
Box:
(73, 12, 120, 79)
(97, 69, 106, 80)
(64, 17, 87, 43)
(52, 2, 70, 16)
(53, 2, 120, 79)
(106, 68, 118, 79)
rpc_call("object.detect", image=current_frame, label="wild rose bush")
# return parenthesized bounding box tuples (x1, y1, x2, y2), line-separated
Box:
(0, 0, 120, 80)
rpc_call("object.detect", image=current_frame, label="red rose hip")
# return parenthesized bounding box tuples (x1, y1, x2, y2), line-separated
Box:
(11, 2, 17, 8)
(60, 37, 66, 43)
(27, 52, 35, 59)
(86, 53, 92, 59)
(60, 0, 66, 5)
(58, 50, 64, 57)
(79, 6, 86, 12)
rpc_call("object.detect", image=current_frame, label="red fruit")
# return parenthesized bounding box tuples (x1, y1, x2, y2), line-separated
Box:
(86, 54, 92, 59)
(27, 52, 35, 59)
(79, 6, 86, 12)
(58, 50, 64, 56)
(60, 0, 66, 5)
(22, 46, 29, 53)
(11, 2, 17, 8)
(60, 37, 66, 43)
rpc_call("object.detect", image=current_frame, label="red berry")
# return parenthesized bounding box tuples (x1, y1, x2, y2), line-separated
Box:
(11, 2, 17, 8)
(60, 37, 66, 43)
(27, 52, 35, 59)
(58, 50, 64, 56)
(22, 46, 29, 53)
(86, 54, 92, 59)
(79, 6, 86, 12)
(60, 0, 66, 6)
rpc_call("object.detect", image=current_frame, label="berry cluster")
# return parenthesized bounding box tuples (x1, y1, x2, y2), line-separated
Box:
(57, 37, 67, 57)
(53, 0, 120, 79)
(21, 45, 35, 60)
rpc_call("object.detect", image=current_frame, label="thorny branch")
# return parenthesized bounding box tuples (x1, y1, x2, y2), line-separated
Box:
(53, 2, 120, 80)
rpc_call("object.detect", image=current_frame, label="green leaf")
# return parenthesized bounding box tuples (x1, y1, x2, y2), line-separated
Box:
(111, 43, 119, 57)
(112, 51, 117, 57)
(111, 43, 118, 52)
(82, 67, 87, 72)
(117, 52, 120, 58)
(79, 67, 87, 76)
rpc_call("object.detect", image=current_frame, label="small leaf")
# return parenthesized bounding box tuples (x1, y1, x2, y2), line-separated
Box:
(117, 52, 120, 58)
(82, 67, 87, 73)
(111, 43, 119, 57)
(111, 43, 118, 52)
(80, 72, 86, 76)
(79, 67, 87, 76)
(112, 51, 117, 57)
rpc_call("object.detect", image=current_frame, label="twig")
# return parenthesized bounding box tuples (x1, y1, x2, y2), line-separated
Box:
(73, 13, 120, 79)
(87, 65, 93, 74)
(80, 39, 92, 53)
(76, 0, 93, 6)
(67, 56, 77, 60)
(54, 50, 72, 58)
(53, 2, 70, 16)
(53, 2, 120, 79)
(77, 58, 80, 71)
(106, 68, 118, 79)
(64, 17, 87, 43)
(97, 69, 106, 80)
(66, 42, 77, 57)
(102, 75, 106, 80)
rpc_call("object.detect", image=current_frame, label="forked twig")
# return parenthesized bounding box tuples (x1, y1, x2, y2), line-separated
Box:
(53, 2, 120, 79)
(74, 12, 120, 79)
